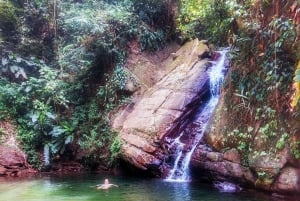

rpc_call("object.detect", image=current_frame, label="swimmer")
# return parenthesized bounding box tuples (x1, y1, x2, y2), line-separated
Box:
(96, 179, 118, 190)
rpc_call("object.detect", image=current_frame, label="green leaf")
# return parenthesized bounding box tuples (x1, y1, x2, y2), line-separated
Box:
(49, 126, 66, 137)
(65, 135, 73, 144)
(247, 126, 254, 133)
(31, 113, 38, 123)
(46, 112, 56, 120)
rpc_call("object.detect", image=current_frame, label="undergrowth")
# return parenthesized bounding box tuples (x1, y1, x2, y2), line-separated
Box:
(221, 1, 300, 163)
(0, 0, 175, 170)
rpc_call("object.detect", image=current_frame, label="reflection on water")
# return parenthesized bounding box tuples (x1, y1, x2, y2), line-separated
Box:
(0, 174, 295, 201)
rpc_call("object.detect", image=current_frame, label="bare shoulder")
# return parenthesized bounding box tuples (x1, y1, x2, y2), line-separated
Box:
(96, 184, 118, 190)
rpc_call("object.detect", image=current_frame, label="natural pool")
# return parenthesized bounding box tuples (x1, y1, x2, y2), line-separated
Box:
(0, 174, 295, 201)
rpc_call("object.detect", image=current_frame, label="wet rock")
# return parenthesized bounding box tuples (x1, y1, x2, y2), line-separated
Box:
(191, 148, 255, 185)
(199, 51, 211, 59)
(51, 161, 84, 172)
(168, 146, 178, 154)
(214, 181, 242, 193)
(182, 145, 192, 153)
(164, 137, 174, 144)
(147, 159, 161, 169)
(165, 154, 177, 164)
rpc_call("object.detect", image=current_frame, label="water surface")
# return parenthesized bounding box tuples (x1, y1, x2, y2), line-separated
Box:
(0, 174, 293, 201)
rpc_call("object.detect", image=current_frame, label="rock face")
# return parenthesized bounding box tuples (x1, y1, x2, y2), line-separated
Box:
(0, 121, 36, 177)
(0, 145, 36, 177)
(112, 39, 211, 175)
(191, 94, 300, 195)
(192, 144, 300, 194)
(192, 146, 255, 185)
(272, 167, 300, 193)
(113, 39, 300, 195)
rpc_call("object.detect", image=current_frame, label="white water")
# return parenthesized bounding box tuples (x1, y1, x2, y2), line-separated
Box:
(165, 49, 228, 182)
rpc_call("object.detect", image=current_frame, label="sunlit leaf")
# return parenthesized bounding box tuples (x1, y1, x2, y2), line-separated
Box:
(49, 126, 66, 137)
(31, 113, 38, 123)
(1, 58, 8, 66)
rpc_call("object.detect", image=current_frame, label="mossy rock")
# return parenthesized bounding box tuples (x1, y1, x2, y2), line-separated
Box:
(166, 39, 209, 72)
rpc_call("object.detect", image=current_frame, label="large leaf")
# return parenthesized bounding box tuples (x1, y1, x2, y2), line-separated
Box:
(49, 126, 66, 137)
(65, 135, 73, 144)
(31, 113, 39, 123)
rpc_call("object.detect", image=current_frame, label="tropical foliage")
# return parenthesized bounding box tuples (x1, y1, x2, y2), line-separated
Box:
(176, 0, 232, 45)
(0, 0, 175, 169)
(220, 0, 300, 161)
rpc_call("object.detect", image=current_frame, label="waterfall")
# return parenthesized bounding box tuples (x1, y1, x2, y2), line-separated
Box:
(43, 144, 50, 166)
(165, 49, 228, 182)
(209, 49, 228, 97)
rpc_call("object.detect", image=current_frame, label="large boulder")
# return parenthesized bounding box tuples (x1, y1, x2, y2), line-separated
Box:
(0, 121, 36, 177)
(112, 39, 211, 174)
(192, 146, 255, 185)
(272, 166, 300, 193)
(0, 145, 35, 177)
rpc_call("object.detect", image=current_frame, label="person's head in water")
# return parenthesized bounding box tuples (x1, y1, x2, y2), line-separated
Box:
(96, 178, 118, 190)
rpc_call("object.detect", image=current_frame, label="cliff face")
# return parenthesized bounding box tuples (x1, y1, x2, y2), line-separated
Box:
(191, 94, 300, 194)
(112, 39, 211, 175)
(191, 1, 300, 194)
(0, 121, 36, 177)
(0, 145, 36, 177)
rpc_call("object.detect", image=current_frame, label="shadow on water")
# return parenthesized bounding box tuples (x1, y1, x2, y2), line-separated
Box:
(0, 174, 298, 201)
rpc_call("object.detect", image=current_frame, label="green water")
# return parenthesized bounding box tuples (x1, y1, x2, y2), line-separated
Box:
(0, 174, 293, 201)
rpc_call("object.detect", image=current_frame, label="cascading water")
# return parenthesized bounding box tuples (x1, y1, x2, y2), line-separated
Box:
(165, 49, 228, 182)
